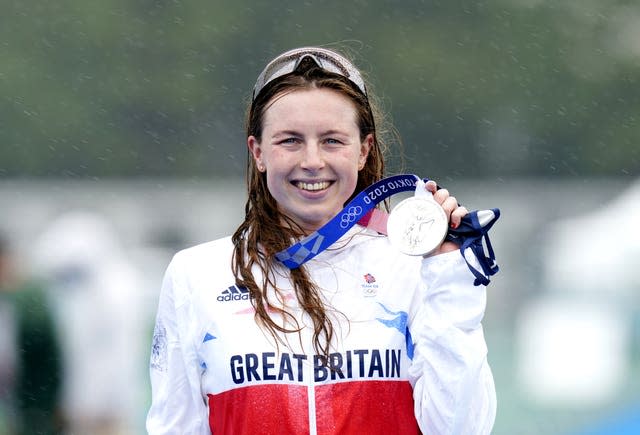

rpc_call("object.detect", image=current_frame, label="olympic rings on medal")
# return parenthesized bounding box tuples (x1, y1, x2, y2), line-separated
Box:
(339, 206, 363, 229)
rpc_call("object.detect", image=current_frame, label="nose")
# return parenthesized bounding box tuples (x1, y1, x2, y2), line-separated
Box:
(300, 142, 325, 170)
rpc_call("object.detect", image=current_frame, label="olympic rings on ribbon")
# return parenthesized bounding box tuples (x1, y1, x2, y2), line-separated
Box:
(340, 206, 363, 229)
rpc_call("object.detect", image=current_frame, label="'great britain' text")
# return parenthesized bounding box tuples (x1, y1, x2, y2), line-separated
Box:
(229, 348, 402, 384)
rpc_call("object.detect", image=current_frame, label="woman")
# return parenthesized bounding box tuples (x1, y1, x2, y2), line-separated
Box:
(147, 47, 496, 434)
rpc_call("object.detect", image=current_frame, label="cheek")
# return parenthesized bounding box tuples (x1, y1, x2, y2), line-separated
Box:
(347, 149, 366, 173)
(338, 155, 363, 189)
(263, 151, 289, 174)
(263, 157, 290, 194)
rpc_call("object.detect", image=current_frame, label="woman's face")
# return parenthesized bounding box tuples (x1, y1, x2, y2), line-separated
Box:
(248, 87, 372, 233)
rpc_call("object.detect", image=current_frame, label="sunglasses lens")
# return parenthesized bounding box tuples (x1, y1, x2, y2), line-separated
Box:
(253, 48, 366, 100)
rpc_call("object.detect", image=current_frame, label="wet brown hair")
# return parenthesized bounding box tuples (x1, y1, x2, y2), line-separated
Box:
(231, 55, 389, 358)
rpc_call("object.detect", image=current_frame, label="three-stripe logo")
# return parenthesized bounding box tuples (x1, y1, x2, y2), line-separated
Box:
(217, 285, 251, 302)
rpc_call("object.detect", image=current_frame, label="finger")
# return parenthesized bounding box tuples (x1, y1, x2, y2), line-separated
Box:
(440, 196, 458, 217)
(424, 180, 438, 194)
(433, 188, 449, 205)
(449, 206, 469, 229)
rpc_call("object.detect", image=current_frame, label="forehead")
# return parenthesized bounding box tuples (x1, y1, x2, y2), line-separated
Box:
(262, 88, 359, 130)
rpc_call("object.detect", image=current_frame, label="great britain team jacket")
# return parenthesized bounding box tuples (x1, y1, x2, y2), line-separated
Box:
(146, 225, 496, 434)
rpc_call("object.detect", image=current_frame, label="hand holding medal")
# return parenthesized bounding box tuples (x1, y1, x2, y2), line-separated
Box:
(276, 174, 498, 285)
(388, 179, 463, 256)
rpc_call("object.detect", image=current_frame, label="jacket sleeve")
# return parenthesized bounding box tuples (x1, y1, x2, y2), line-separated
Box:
(146, 255, 211, 435)
(408, 249, 497, 435)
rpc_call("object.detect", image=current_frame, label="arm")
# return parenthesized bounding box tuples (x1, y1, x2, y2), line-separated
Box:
(408, 250, 496, 435)
(146, 256, 210, 435)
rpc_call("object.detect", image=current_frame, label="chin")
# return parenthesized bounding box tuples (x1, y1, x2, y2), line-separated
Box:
(297, 212, 335, 231)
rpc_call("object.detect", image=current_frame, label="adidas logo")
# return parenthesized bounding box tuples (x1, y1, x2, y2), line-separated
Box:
(217, 285, 251, 302)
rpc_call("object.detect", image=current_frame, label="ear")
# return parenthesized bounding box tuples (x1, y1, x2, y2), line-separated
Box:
(359, 134, 373, 170)
(248, 136, 265, 172)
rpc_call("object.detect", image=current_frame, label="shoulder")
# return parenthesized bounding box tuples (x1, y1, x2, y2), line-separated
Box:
(165, 236, 235, 286)
(171, 236, 233, 267)
(158, 236, 238, 310)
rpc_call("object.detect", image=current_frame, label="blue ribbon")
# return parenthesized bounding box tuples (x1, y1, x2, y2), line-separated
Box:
(445, 209, 501, 286)
(275, 174, 501, 286)
(276, 174, 421, 269)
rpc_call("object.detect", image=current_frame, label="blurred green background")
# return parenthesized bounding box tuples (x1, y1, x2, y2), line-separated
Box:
(2, 0, 638, 179)
(1, 1, 639, 434)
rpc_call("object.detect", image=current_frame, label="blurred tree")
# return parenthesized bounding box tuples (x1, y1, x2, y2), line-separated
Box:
(0, 0, 638, 179)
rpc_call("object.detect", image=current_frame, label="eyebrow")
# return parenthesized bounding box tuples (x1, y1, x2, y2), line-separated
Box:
(271, 129, 350, 138)
(269, 130, 303, 140)
(319, 129, 349, 137)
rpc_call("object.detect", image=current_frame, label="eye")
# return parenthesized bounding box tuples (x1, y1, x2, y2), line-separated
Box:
(325, 138, 344, 145)
(278, 137, 299, 145)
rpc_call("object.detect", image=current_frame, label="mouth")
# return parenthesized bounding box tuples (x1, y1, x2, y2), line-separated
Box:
(294, 180, 332, 192)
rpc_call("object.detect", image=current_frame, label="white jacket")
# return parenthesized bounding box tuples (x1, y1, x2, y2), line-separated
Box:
(146, 226, 496, 434)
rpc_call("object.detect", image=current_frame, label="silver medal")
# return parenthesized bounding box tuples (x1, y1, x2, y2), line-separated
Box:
(387, 195, 448, 256)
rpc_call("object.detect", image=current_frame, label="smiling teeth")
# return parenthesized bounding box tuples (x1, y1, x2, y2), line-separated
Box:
(297, 181, 330, 191)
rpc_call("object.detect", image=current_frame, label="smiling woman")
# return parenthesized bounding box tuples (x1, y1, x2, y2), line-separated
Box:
(248, 87, 371, 233)
(146, 46, 496, 435)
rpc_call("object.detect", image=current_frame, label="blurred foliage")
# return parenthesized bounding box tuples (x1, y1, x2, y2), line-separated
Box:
(1, 0, 638, 179)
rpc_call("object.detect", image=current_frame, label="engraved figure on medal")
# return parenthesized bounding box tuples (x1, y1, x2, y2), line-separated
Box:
(387, 190, 448, 256)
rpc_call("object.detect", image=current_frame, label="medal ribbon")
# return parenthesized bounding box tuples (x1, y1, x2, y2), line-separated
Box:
(445, 209, 501, 286)
(275, 174, 501, 286)
(275, 174, 421, 269)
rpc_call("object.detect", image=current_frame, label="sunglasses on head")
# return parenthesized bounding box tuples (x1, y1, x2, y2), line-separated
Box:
(252, 47, 367, 101)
